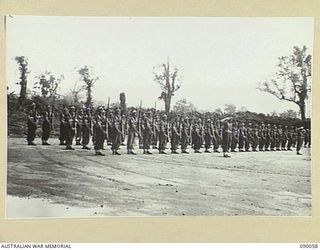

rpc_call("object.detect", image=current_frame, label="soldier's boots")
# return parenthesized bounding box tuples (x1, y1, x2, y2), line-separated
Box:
(95, 151, 105, 156)
(181, 150, 189, 154)
(82, 145, 91, 150)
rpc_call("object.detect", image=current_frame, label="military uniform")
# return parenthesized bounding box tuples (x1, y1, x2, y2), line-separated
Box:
(230, 125, 238, 152)
(296, 127, 306, 155)
(111, 114, 122, 155)
(27, 104, 38, 145)
(204, 121, 213, 153)
(41, 111, 51, 145)
(170, 121, 180, 154)
(180, 120, 190, 153)
(93, 116, 106, 156)
(238, 124, 246, 152)
(252, 126, 259, 152)
(127, 114, 137, 154)
(81, 110, 92, 150)
(191, 124, 202, 153)
(222, 119, 232, 157)
(142, 115, 153, 154)
(158, 117, 168, 154)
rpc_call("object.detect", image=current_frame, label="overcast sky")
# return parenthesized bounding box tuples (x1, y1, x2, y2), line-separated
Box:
(6, 16, 314, 116)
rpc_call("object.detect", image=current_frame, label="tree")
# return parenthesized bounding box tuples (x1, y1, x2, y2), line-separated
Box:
(279, 109, 298, 119)
(78, 66, 99, 108)
(69, 82, 84, 108)
(119, 92, 127, 115)
(15, 56, 30, 105)
(173, 98, 196, 113)
(224, 103, 237, 114)
(153, 58, 181, 115)
(34, 71, 64, 99)
(258, 46, 311, 120)
(214, 108, 223, 116)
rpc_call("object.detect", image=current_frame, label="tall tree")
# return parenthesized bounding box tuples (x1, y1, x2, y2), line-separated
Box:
(78, 66, 99, 108)
(258, 46, 311, 120)
(15, 56, 29, 105)
(153, 58, 181, 115)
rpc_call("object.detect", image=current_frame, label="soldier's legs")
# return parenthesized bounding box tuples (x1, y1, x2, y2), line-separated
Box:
(296, 138, 303, 155)
(27, 127, 36, 145)
(41, 127, 50, 145)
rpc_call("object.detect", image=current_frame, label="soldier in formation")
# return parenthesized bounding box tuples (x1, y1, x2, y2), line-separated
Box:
(25, 103, 310, 157)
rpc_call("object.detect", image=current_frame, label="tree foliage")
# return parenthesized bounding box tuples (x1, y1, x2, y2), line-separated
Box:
(224, 103, 237, 114)
(34, 71, 64, 99)
(258, 46, 311, 120)
(173, 98, 196, 113)
(153, 58, 181, 115)
(15, 56, 30, 104)
(78, 66, 99, 108)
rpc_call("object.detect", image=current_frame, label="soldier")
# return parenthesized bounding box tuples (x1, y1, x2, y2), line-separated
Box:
(65, 106, 77, 150)
(41, 111, 51, 145)
(151, 114, 159, 149)
(251, 124, 259, 152)
(75, 108, 83, 145)
(170, 119, 180, 154)
(244, 123, 251, 152)
(221, 117, 232, 157)
(127, 110, 138, 155)
(212, 123, 220, 153)
(230, 122, 238, 152)
(275, 125, 281, 151)
(304, 129, 311, 148)
(27, 102, 38, 145)
(204, 119, 213, 153)
(191, 123, 202, 153)
(59, 108, 69, 145)
(158, 114, 168, 154)
(270, 125, 277, 151)
(258, 123, 266, 151)
(82, 108, 92, 150)
(281, 125, 288, 150)
(93, 115, 106, 156)
(142, 113, 153, 154)
(238, 123, 246, 152)
(264, 124, 271, 151)
(111, 109, 122, 155)
(180, 118, 190, 154)
(120, 114, 126, 146)
(296, 127, 306, 155)
(292, 126, 298, 148)
(286, 126, 294, 151)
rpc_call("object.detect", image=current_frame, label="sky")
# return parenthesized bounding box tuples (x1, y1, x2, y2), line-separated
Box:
(6, 16, 314, 116)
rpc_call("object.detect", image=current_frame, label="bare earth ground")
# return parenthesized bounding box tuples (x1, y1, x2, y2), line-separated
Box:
(6, 137, 311, 218)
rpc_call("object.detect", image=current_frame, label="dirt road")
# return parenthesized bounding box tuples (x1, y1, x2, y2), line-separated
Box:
(6, 137, 311, 218)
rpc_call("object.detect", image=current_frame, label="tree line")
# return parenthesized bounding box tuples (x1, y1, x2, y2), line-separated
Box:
(10, 46, 311, 121)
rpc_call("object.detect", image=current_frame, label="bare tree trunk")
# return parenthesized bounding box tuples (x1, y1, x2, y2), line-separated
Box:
(19, 71, 27, 105)
(299, 101, 306, 120)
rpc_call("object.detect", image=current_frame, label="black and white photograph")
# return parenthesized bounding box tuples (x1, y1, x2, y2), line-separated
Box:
(6, 16, 313, 218)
